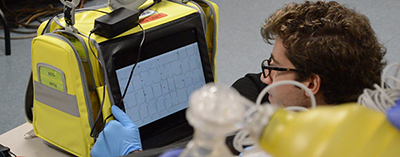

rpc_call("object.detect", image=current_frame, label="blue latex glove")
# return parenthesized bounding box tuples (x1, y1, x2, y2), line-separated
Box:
(159, 149, 183, 157)
(91, 105, 142, 157)
(387, 98, 400, 131)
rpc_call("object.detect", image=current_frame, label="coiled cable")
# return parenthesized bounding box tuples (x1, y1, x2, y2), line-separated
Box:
(233, 80, 317, 153)
(358, 62, 400, 113)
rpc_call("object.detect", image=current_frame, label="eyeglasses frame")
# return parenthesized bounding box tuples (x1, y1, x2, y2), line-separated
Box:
(261, 57, 299, 78)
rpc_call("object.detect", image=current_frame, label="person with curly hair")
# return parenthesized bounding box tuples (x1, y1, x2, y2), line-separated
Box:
(232, 0, 386, 108)
(227, 0, 387, 154)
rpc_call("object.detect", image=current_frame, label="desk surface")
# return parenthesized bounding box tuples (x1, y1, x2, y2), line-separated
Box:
(0, 123, 73, 157)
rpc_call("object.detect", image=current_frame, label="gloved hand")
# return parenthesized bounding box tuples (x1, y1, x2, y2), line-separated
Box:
(91, 105, 142, 157)
(387, 98, 400, 131)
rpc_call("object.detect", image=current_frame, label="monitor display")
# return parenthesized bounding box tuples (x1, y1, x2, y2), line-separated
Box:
(99, 12, 214, 148)
(115, 42, 205, 127)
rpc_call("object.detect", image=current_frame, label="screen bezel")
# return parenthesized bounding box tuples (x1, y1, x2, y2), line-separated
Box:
(113, 29, 210, 140)
(99, 12, 214, 148)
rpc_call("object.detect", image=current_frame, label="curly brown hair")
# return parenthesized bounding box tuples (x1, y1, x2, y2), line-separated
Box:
(261, 1, 386, 104)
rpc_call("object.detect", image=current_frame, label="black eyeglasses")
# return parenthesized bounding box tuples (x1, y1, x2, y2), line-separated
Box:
(261, 56, 299, 78)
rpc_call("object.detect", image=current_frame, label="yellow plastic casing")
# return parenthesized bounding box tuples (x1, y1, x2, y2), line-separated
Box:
(259, 103, 400, 157)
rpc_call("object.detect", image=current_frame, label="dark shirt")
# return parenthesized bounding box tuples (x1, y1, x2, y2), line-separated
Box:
(231, 73, 270, 104)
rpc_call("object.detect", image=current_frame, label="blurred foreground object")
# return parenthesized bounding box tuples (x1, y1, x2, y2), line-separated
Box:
(257, 103, 400, 157)
(179, 83, 248, 157)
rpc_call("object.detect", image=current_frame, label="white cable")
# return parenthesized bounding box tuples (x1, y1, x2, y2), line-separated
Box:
(381, 62, 400, 88)
(233, 80, 317, 152)
(358, 62, 400, 113)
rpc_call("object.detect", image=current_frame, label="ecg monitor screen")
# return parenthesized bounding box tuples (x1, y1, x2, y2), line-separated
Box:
(115, 42, 205, 127)
(101, 12, 214, 149)
(107, 27, 215, 145)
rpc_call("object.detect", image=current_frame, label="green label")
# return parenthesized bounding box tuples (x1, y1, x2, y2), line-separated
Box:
(39, 66, 64, 92)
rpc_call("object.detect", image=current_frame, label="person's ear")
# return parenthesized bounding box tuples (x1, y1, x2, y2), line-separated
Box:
(304, 74, 321, 97)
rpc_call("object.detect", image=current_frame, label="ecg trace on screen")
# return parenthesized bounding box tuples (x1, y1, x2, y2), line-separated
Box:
(116, 43, 206, 127)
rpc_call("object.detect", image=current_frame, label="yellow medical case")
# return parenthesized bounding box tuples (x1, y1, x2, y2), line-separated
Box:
(25, 1, 218, 156)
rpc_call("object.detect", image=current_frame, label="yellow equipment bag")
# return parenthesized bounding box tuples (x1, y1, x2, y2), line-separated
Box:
(259, 103, 400, 157)
(31, 30, 101, 157)
(26, 1, 219, 156)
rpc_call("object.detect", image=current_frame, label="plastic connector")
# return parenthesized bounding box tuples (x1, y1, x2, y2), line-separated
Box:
(93, 7, 140, 38)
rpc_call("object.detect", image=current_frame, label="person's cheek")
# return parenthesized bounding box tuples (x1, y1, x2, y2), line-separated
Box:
(260, 75, 269, 84)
